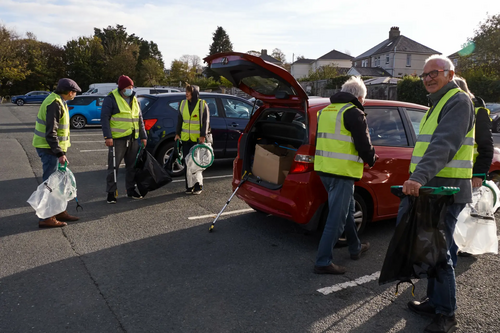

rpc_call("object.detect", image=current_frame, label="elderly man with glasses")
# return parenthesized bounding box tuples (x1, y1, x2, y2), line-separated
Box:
(398, 55, 475, 333)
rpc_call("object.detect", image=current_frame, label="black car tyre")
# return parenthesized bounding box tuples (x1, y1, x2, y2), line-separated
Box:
(16, 99, 25, 106)
(70, 115, 87, 129)
(156, 140, 185, 177)
(319, 192, 368, 247)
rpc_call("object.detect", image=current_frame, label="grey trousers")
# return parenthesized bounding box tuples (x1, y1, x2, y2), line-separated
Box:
(106, 137, 139, 193)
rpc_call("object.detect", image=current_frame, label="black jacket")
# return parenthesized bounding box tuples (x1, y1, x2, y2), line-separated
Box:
(473, 97, 494, 175)
(100, 92, 147, 140)
(316, 92, 376, 180)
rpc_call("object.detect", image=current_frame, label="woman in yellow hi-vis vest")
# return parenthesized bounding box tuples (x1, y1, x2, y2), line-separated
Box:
(174, 85, 211, 195)
(101, 75, 147, 204)
(32, 78, 82, 228)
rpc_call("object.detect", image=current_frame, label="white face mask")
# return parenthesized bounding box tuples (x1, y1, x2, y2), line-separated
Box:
(123, 88, 133, 97)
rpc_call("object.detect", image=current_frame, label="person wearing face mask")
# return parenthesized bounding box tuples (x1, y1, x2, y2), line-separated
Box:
(101, 75, 147, 204)
(32, 78, 82, 228)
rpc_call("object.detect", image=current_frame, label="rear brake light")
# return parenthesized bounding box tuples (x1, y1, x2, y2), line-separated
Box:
(289, 154, 315, 174)
(144, 119, 157, 131)
(68, 106, 74, 110)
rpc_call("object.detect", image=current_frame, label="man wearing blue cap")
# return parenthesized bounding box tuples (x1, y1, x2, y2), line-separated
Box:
(32, 78, 81, 228)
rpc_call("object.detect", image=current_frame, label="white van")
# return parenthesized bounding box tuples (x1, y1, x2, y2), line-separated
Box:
(83, 83, 118, 95)
(134, 87, 181, 95)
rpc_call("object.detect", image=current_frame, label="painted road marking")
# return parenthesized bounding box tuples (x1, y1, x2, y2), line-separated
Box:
(72, 141, 104, 143)
(172, 174, 232, 183)
(70, 133, 103, 136)
(80, 149, 108, 152)
(317, 271, 381, 295)
(188, 208, 254, 220)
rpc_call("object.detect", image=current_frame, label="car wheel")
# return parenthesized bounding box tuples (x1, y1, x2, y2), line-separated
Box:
(334, 193, 368, 246)
(156, 140, 185, 177)
(70, 115, 87, 129)
(16, 99, 24, 106)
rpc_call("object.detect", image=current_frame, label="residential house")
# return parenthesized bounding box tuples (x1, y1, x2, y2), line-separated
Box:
(351, 27, 440, 77)
(259, 49, 282, 66)
(290, 49, 353, 79)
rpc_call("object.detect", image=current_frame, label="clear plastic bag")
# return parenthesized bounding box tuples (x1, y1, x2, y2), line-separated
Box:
(185, 143, 213, 188)
(27, 168, 77, 219)
(453, 181, 498, 255)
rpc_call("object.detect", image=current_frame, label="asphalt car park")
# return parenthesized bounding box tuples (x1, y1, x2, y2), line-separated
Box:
(1, 103, 500, 332)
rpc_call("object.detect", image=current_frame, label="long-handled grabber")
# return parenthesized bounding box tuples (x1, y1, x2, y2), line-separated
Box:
(209, 171, 250, 232)
(112, 145, 118, 197)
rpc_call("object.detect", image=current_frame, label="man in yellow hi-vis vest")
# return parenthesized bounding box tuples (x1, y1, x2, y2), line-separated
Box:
(404, 55, 474, 333)
(174, 84, 210, 195)
(313, 76, 377, 275)
(101, 75, 147, 204)
(32, 78, 81, 228)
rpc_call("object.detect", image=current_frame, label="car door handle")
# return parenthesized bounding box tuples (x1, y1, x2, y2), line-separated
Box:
(230, 122, 239, 127)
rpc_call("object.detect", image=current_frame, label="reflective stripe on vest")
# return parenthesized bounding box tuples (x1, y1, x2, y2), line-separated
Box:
(473, 106, 490, 163)
(409, 88, 473, 178)
(32, 92, 71, 151)
(109, 89, 140, 139)
(180, 99, 205, 142)
(314, 102, 364, 178)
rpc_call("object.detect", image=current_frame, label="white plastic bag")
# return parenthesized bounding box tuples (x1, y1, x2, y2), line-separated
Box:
(27, 168, 77, 219)
(185, 143, 213, 188)
(453, 181, 498, 255)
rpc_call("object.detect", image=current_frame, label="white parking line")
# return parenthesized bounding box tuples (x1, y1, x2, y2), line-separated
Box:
(171, 174, 232, 183)
(188, 208, 254, 220)
(72, 141, 104, 143)
(317, 271, 381, 295)
(80, 149, 108, 152)
(71, 133, 103, 136)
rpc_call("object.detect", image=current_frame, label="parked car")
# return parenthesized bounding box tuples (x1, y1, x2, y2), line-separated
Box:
(67, 95, 106, 129)
(11, 91, 50, 106)
(205, 52, 500, 236)
(486, 103, 500, 133)
(135, 87, 181, 95)
(83, 83, 118, 95)
(137, 92, 255, 176)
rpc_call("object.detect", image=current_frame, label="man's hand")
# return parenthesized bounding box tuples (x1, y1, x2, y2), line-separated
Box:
(58, 155, 68, 165)
(403, 179, 423, 196)
(199, 136, 205, 144)
(141, 139, 147, 147)
(174, 135, 180, 142)
(365, 154, 379, 169)
(472, 176, 483, 188)
(105, 138, 113, 147)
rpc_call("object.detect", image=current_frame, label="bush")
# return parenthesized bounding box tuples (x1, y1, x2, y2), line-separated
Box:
(397, 76, 428, 105)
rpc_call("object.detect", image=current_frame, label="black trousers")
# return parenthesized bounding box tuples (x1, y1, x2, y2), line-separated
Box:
(106, 137, 139, 193)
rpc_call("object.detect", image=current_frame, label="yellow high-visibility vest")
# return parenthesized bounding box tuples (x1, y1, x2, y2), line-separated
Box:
(109, 89, 140, 139)
(314, 102, 364, 179)
(180, 99, 205, 142)
(410, 88, 473, 178)
(32, 93, 70, 151)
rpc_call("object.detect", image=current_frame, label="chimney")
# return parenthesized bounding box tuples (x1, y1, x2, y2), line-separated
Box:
(261, 49, 267, 56)
(389, 27, 400, 39)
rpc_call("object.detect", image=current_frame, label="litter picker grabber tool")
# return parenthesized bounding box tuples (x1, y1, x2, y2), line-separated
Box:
(112, 145, 118, 197)
(209, 171, 250, 232)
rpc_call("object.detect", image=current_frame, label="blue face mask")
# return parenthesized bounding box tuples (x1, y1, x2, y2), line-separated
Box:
(123, 88, 133, 97)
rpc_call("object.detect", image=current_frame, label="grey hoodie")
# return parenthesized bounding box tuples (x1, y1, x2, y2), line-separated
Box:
(409, 81, 475, 203)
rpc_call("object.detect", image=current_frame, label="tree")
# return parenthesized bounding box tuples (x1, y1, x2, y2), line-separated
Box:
(168, 59, 190, 86)
(457, 13, 500, 78)
(137, 58, 166, 86)
(0, 25, 29, 97)
(271, 48, 286, 63)
(397, 75, 428, 105)
(304, 64, 339, 81)
(207, 26, 233, 80)
(65, 36, 106, 91)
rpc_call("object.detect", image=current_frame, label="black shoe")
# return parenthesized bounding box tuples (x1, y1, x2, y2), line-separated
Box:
(127, 189, 143, 200)
(424, 314, 458, 333)
(193, 183, 203, 195)
(457, 251, 473, 257)
(185, 187, 193, 194)
(313, 263, 346, 275)
(107, 192, 117, 204)
(350, 242, 370, 260)
(408, 298, 436, 318)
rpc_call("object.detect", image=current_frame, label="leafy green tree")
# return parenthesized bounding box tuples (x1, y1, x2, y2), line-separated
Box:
(65, 36, 106, 91)
(271, 48, 286, 63)
(138, 58, 167, 86)
(397, 75, 428, 105)
(0, 25, 29, 97)
(168, 59, 190, 86)
(207, 26, 233, 80)
(303, 64, 339, 81)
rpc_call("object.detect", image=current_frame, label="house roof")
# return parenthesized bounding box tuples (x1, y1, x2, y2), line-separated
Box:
(292, 58, 315, 65)
(350, 67, 392, 77)
(354, 35, 440, 61)
(364, 77, 401, 85)
(317, 49, 354, 60)
(260, 54, 282, 64)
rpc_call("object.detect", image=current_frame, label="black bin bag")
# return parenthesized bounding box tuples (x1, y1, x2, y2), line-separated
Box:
(378, 186, 459, 293)
(134, 147, 172, 197)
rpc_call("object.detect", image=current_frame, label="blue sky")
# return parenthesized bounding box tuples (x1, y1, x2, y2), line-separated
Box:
(1, 0, 499, 69)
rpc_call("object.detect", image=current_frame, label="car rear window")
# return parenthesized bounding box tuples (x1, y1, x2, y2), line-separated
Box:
(137, 96, 157, 113)
(241, 76, 296, 96)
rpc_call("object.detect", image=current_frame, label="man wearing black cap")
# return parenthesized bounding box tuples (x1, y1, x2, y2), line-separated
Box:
(101, 75, 147, 204)
(32, 78, 82, 228)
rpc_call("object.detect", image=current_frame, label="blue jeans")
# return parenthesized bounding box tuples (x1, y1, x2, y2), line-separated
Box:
(36, 148, 58, 182)
(315, 176, 361, 266)
(396, 196, 465, 316)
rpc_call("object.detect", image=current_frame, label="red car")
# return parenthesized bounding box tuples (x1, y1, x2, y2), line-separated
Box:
(205, 52, 500, 235)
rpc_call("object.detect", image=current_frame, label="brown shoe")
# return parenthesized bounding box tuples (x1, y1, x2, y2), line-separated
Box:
(39, 216, 67, 228)
(314, 263, 347, 275)
(55, 210, 79, 222)
(351, 242, 371, 260)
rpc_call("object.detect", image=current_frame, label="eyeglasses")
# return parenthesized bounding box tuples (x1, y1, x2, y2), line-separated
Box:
(419, 69, 448, 80)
